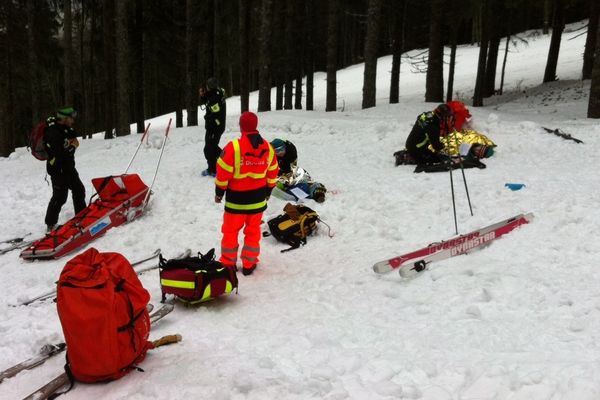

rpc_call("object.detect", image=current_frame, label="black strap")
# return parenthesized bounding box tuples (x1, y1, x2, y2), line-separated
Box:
(51, 353, 75, 399)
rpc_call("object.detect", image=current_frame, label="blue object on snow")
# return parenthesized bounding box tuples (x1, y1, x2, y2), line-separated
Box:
(505, 183, 526, 191)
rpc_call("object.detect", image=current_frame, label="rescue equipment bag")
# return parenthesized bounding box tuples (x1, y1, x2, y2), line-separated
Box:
(56, 248, 152, 383)
(159, 249, 238, 304)
(267, 203, 320, 252)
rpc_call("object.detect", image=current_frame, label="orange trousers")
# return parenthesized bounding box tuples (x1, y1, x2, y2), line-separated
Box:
(220, 211, 263, 269)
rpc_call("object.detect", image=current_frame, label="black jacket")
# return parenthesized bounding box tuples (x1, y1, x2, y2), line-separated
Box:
(276, 140, 298, 176)
(199, 88, 227, 130)
(405, 111, 444, 153)
(43, 117, 79, 176)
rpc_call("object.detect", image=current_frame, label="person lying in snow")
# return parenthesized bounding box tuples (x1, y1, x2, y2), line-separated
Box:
(395, 101, 496, 172)
(272, 166, 327, 203)
(269, 138, 326, 203)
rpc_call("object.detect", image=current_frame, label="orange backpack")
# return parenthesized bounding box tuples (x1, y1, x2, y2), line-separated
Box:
(57, 248, 151, 383)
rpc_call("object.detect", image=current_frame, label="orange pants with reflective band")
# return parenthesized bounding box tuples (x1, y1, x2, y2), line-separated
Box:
(220, 211, 263, 269)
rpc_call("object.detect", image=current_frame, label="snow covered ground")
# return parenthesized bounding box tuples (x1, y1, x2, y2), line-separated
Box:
(2, 20, 600, 399)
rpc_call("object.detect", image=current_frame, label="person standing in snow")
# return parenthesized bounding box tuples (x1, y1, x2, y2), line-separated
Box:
(215, 111, 279, 276)
(43, 107, 86, 233)
(405, 103, 455, 164)
(199, 77, 227, 177)
(270, 138, 298, 176)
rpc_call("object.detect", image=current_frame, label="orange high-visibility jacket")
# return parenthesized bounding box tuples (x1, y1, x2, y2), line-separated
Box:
(215, 132, 279, 214)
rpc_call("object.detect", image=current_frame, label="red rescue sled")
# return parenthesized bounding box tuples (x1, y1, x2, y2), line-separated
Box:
(20, 118, 171, 261)
(20, 174, 150, 260)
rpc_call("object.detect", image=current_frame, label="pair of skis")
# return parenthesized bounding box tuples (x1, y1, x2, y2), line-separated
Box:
(0, 234, 34, 256)
(16, 248, 191, 307)
(14, 248, 164, 307)
(373, 213, 533, 278)
(0, 303, 174, 386)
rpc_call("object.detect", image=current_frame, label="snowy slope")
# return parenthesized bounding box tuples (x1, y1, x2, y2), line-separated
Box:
(1, 20, 600, 399)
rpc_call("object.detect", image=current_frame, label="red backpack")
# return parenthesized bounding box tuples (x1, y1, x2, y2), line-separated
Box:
(28, 120, 49, 161)
(56, 248, 151, 383)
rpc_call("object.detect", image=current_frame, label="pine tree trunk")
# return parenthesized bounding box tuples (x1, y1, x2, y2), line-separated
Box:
(362, 0, 383, 109)
(582, 0, 598, 80)
(27, 0, 40, 125)
(63, 0, 74, 106)
(587, 20, 600, 117)
(446, 26, 457, 102)
(102, 0, 116, 139)
(283, 0, 294, 110)
(305, 0, 314, 111)
(499, 34, 510, 95)
(425, 0, 444, 103)
(239, 0, 250, 112)
(484, 37, 500, 97)
(134, 0, 145, 133)
(473, 0, 489, 107)
(543, 0, 565, 83)
(389, 0, 406, 104)
(185, 0, 198, 126)
(115, 0, 130, 136)
(326, 0, 338, 112)
(257, 0, 272, 112)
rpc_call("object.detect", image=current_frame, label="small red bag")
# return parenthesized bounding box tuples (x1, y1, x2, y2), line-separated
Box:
(159, 249, 238, 304)
(57, 248, 151, 382)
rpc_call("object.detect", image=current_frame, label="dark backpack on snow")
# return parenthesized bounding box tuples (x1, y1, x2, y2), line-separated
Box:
(267, 203, 320, 252)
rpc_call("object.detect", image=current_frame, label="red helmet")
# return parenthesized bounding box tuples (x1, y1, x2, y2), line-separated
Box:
(434, 103, 455, 133)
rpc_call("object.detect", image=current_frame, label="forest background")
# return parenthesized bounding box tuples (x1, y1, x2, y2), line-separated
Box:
(1, 0, 600, 157)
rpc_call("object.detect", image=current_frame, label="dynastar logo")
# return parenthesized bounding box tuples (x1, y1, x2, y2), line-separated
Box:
(450, 231, 496, 256)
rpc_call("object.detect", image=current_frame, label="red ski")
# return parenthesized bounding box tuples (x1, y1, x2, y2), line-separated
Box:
(373, 213, 533, 275)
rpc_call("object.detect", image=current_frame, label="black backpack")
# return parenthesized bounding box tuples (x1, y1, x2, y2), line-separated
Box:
(266, 203, 320, 252)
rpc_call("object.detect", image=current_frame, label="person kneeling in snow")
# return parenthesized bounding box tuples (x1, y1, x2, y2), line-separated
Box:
(215, 112, 279, 276)
(270, 138, 298, 176)
(405, 103, 455, 165)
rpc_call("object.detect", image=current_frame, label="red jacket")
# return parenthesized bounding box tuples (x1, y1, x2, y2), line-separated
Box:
(215, 129, 279, 214)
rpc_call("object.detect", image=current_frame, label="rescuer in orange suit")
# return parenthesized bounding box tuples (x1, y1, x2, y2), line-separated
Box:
(214, 111, 279, 276)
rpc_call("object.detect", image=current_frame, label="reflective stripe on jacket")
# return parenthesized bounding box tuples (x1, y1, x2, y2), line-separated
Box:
(215, 132, 279, 214)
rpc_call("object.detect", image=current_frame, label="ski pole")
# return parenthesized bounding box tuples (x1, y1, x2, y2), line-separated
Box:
(448, 157, 458, 234)
(451, 131, 473, 216)
(142, 118, 171, 209)
(125, 123, 151, 174)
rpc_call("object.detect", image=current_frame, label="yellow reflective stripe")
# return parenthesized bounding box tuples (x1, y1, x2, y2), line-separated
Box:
(199, 281, 233, 302)
(225, 200, 267, 210)
(217, 157, 233, 173)
(215, 178, 228, 186)
(416, 134, 430, 148)
(267, 146, 275, 165)
(268, 163, 278, 171)
(233, 139, 241, 176)
(210, 103, 220, 113)
(215, 119, 220, 126)
(49, 157, 56, 165)
(267, 177, 278, 185)
(160, 279, 195, 289)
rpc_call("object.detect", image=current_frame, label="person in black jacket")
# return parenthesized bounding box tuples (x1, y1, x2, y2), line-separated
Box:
(199, 77, 227, 177)
(405, 103, 455, 164)
(43, 107, 86, 232)
(270, 138, 298, 176)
